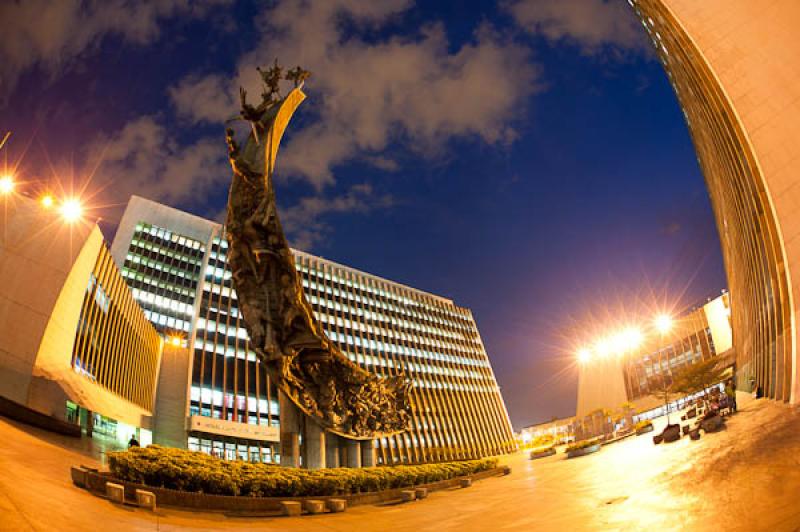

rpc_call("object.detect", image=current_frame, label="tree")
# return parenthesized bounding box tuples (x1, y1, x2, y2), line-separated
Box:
(648, 373, 676, 424)
(671, 358, 728, 406)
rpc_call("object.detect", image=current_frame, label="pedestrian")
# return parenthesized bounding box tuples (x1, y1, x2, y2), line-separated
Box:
(725, 378, 737, 412)
(128, 435, 140, 448)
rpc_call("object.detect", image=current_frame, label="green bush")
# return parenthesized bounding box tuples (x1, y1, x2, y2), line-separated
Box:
(107, 445, 498, 497)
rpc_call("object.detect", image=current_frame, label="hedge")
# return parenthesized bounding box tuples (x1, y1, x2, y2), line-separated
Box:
(565, 438, 601, 452)
(634, 419, 653, 431)
(107, 445, 498, 497)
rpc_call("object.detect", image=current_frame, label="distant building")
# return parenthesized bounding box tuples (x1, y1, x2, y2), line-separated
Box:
(575, 293, 733, 437)
(520, 417, 575, 446)
(111, 195, 516, 465)
(0, 195, 164, 445)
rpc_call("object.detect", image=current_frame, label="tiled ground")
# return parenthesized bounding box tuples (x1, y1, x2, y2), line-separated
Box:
(1, 393, 799, 531)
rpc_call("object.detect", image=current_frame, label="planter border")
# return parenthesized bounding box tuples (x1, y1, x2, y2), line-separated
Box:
(529, 448, 556, 460)
(72, 465, 507, 514)
(566, 443, 601, 459)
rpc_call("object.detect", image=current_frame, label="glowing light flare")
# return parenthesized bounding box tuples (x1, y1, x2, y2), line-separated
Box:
(0, 175, 14, 194)
(40, 194, 54, 208)
(168, 335, 182, 347)
(621, 327, 643, 351)
(59, 198, 83, 222)
(655, 314, 673, 334)
(595, 339, 612, 359)
(577, 348, 592, 364)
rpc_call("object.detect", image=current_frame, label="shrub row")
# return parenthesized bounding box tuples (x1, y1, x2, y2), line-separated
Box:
(108, 445, 498, 497)
(634, 419, 653, 431)
(565, 438, 601, 452)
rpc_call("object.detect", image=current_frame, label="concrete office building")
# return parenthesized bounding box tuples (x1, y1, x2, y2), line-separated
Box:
(629, 0, 800, 403)
(576, 293, 733, 428)
(0, 194, 164, 445)
(111, 195, 516, 465)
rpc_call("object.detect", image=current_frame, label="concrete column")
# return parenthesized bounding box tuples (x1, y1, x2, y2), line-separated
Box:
(345, 439, 361, 468)
(361, 439, 376, 467)
(325, 433, 340, 468)
(304, 419, 326, 470)
(279, 392, 300, 467)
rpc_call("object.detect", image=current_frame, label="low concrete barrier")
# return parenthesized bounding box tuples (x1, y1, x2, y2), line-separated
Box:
(106, 482, 124, 504)
(400, 490, 416, 502)
(415, 487, 428, 499)
(326, 499, 347, 513)
(280, 501, 302, 516)
(135, 489, 156, 511)
(0, 396, 81, 437)
(303, 500, 325, 514)
(459, 478, 472, 488)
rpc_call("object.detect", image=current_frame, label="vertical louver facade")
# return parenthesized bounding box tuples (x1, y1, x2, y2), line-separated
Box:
(113, 196, 516, 464)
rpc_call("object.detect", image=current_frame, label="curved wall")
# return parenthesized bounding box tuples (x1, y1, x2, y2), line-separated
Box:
(631, 0, 800, 402)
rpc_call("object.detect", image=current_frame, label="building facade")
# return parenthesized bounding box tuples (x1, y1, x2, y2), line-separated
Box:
(0, 195, 163, 445)
(111, 196, 516, 465)
(576, 293, 733, 426)
(629, 0, 800, 403)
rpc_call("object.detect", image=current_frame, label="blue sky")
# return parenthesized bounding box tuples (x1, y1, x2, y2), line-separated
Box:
(0, 0, 725, 428)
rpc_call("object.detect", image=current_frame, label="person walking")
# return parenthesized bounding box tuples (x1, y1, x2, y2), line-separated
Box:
(725, 379, 737, 412)
(128, 435, 140, 448)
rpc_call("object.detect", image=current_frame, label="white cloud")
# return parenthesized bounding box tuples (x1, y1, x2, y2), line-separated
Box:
(84, 116, 228, 214)
(168, 0, 542, 189)
(0, 0, 230, 98)
(505, 0, 650, 56)
(281, 183, 393, 250)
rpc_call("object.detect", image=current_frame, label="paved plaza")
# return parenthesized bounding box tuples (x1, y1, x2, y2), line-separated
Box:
(1, 393, 800, 531)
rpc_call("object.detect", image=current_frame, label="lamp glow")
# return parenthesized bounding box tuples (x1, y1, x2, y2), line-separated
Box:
(621, 327, 643, 351)
(655, 314, 673, 334)
(60, 198, 83, 222)
(40, 194, 54, 208)
(169, 335, 182, 347)
(595, 339, 611, 358)
(577, 348, 592, 364)
(0, 175, 14, 194)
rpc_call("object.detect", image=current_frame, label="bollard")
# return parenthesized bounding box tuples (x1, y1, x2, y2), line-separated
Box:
(303, 500, 325, 514)
(459, 478, 472, 488)
(280, 501, 302, 516)
(106, 482, 125, 504)
(415, 487, 429, 499)
(326, 498, 347, 513)
(135, 489, 157, 511)
(400, 490, 416, 502)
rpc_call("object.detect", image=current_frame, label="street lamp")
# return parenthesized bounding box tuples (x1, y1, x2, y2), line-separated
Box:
(0, 174, 14, 195)
(655, 314, 673, 334)
(40, 194, 54, 208)
(60, 198, 83, 223)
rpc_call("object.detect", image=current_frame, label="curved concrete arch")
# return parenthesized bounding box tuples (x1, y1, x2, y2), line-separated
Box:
(631, 0, 800, 402)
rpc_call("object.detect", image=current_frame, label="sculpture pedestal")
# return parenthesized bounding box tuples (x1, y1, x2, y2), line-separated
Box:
(279, 391, 300, 467)
(304, 419, 326, 470)
(346, 440, 362, 468)
(361, 439, 376, 467)
(325, 433, 341, 468)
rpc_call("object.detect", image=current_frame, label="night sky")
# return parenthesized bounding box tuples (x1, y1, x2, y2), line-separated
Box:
(0, 0, 726, 429)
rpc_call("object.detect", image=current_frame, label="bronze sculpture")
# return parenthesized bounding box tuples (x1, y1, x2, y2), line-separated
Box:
(224, 62, 411, 439)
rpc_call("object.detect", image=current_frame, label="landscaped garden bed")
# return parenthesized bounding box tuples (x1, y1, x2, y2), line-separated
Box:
(634, 420, 654, 435)
(565, 439, 601, 459)
(107, 445, 498, 498)
(529, 447, 556, 460)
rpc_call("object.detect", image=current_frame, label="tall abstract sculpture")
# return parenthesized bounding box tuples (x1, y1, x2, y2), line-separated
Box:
(225, 62, 411, 439)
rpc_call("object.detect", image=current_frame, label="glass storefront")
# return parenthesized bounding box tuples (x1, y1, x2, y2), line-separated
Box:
(188, 434, 279, 464)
